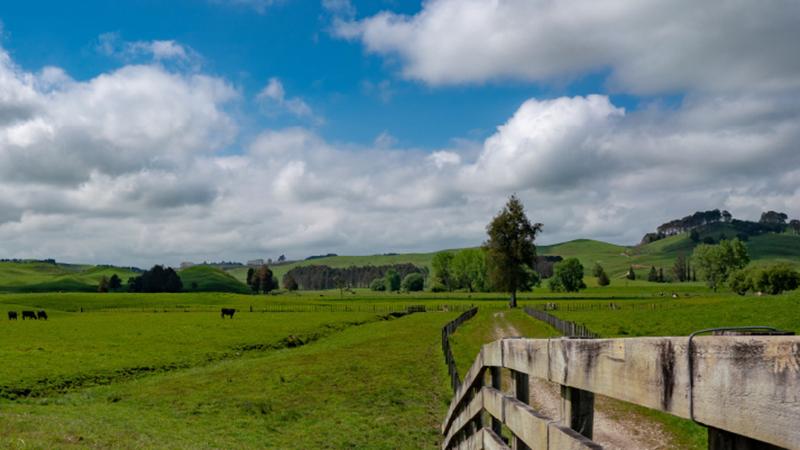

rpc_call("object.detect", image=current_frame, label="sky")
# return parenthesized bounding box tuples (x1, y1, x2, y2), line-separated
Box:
(0, 0, 798, 267)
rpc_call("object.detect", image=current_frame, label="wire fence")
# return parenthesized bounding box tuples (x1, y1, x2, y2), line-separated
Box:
(441, 307, 479, 392)
(65, 303, 477, 314)
(523, 306, 598, 338)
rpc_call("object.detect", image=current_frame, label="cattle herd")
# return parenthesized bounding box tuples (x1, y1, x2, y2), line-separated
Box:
(7, 310, 47, 320)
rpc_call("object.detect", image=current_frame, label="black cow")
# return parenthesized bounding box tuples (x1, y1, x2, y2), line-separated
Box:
(220, 308, 236, 319)
(21, 310, 37, 320)
(7, 311, 17, 320)
(37, 310, 48, 320)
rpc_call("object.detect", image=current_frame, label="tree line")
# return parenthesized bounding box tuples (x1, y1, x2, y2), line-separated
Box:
(283, 263, 425, 290)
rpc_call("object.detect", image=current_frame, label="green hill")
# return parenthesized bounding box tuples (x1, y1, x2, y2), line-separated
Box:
(178, 265, 251, 294)
(0, 261, 137, 293)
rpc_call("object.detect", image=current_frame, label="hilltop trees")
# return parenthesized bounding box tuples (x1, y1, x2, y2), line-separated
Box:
(692, 238, 749, 291)
(484, 195, 542, 308)
(549, 258, 586, 292)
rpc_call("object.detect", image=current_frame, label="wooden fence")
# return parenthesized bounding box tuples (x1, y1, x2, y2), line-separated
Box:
(442, 307, 479, 392)
(523, 306, 598, 338)
(442, 335, 800, 450)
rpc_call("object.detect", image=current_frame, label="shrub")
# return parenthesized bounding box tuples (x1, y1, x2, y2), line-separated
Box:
(369, 278, 386, 291)
(597, 270, 610, 286)
(401, 273, 425, 292)
(549, 258, 586, 293)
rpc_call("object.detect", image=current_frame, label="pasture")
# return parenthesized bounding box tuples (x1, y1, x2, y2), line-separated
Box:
(1, 286, 799, 448)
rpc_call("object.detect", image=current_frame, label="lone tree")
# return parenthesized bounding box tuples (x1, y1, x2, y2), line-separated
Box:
(483, 195, 542, 308)
(692, 238, 749, 291)
(548, 258, 586, 292)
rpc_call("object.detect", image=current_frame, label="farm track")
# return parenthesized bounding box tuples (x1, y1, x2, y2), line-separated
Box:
(0, 311, 410, 401)
(492, 312, 678, 450)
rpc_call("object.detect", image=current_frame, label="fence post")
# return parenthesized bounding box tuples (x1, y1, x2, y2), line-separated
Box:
(512, 370, 530, 450)
(560, 385, 595, 439)
(490, 366, 502, 436)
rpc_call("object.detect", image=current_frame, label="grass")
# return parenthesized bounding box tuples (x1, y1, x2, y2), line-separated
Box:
(179, 265, 251, 294)
(0, 312, 456, 449)
(0, 262, 137, 293)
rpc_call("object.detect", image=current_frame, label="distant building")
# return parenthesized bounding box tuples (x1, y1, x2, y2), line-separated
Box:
(247, 259, 264, 266)
(180, 261, 195, 269)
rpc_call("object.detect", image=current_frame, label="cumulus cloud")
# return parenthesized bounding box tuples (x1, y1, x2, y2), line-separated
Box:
(257, 77, 317, 120)
(336, 0, 800, 93)
(0, 29, 799, 266)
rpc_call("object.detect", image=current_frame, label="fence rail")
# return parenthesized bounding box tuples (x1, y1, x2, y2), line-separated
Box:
(65, 303, 476, 314)
(523, 306, 598, 338)
(442, 307, 479, 392)
(442, 335, 800, 449)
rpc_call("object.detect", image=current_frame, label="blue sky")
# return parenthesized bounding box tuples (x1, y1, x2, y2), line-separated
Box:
(0, 0, 797, 265)
(0, 0, 633, 149)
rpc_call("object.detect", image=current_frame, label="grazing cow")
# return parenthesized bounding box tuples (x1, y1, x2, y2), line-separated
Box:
(220, 308, 236, 319)
(21, 310, 37, 320)
(37, 310, 48, 320)
(7, 311, 17, 320)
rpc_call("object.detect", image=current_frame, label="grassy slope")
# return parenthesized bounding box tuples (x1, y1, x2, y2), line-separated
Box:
(0, 312, 455, 449)
(0, 262, 137, 293)
(179, 265, 251, 294)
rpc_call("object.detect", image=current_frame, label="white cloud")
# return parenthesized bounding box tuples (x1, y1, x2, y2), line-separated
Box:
(257, 77, 316, 119)
(336, 0, 800, 93)
(96, 33, 201, 67)
(0, 36, 799, 266)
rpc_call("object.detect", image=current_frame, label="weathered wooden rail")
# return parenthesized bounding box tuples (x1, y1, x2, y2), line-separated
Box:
(442, 307, 479, 392)
(442, 335, 800, 449)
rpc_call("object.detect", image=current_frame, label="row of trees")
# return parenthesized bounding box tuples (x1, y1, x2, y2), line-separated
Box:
(282, 263, 424, 290)
(369, 270, 424, 292)
(127, 265, 183, 293)
(729, 264, 800, 295)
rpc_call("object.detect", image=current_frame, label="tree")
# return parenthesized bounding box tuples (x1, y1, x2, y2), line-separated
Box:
(127, 265, 182, 293)
(246, 268, 255, 286)
(98, 276, 110, 293)
(692, 238, 749, 291)
(592, 263, 610, 286)
(597, 270, 610, 286)
(385, 269, 401, 292)
(370, 278, 386, 291)
(401, 273, 425, 292)
(283, 273, 299, 291)
(689, 229, 700, 243)
(431, 252, 455, 291)
(250, 265, 277, 294)
(790, 219, 800, 235)
(759, 211, 788, 225)
(626, 266, 636, 280)
(483, 195, 542, 308)
(548, 258, 586, 292)
(673, 255, 688, 282)
(108, 274, 122, 291)
(647, 266, 659, 282)
(278, 254, 286, 262)
(451, 248, 489, 292)
(658, 267, 665, 283)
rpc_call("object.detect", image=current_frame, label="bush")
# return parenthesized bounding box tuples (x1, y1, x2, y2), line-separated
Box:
(597, 270, 610, 286)
(401, 273, 425, 292)
(729, 264, 800, 295)
(369, 278, 386, 291)
(430, 282, 447, 293)
(385, 269, 401, 292)
(549, 258, 586, 293)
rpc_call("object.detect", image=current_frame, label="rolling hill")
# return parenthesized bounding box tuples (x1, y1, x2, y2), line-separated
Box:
(1, 224, 797, 293)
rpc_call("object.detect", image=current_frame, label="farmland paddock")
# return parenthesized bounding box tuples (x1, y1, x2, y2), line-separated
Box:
(442, 334, 800, 449)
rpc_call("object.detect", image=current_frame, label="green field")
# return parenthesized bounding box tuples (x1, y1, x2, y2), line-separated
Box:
(2, 274, 799, 447)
